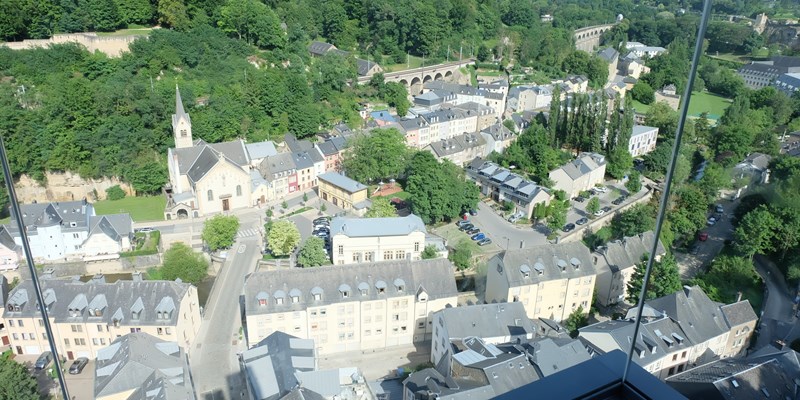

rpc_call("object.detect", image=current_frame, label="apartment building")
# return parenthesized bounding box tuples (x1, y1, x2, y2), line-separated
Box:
(452, 102, 496, 131)
(485, 242, 596, 322)
(0, 227, 19, 271)
(317, 172, 369, 213)
(243, 259, 458, 355)
(548, 153, 607, 199)
(316, 136, 348, 173)
(330, 214, 428, 265)
(579, 286, 757, 380)
(3, 275, 201, 360)
(507, 85, 553, 114)
(593, 231, 666, 306)
(426, 132, 488, 166)
(773, 72, 800, 96)
(258, 152, 297, 200)
(737, 55, 800, 89)
(625, 42, 667, 58)
(480, 123, 516, 154)
(629, 125, 659, 157)
(465, 158, 551, 219)
(94, 332, 195, 400)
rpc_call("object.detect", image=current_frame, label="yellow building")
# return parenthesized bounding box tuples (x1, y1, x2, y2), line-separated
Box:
(330, 214, 428, 265)
(3, 275, 200, 360)
(318, 172, 368, 211)
(485, 242, 596, 322)
(244, 259, 458, 356)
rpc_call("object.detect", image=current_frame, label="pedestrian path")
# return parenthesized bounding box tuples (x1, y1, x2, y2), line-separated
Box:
(236, 228, 260, 239)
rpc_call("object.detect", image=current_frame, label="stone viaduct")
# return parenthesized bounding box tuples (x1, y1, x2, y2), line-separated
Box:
(357, 59, 476, 94)
(574, 23, 616, 53)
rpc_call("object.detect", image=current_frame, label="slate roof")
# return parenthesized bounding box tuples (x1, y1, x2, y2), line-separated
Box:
(0, 225, 19, 250)
(526, 337, 592, 378)
(436, 302, 536, 340)
(4, 279, 191, 326)
(595, 231, 665, 274)
(308, 41, 336, 56)
(244, 259, 457, 316)
(241, 332, 316, 400)
(330, 214, 427, 238)
(94, 332, 194, 400)
(475, 352, 538, 396)
(580, 315, 693, 366)
(737, 152, 772, 172)
(355, 58, 380, 76)
(317, 172, 367, 194)
(317, 136, 348, 156)
(719, 302, 759, 328)
(259, 153, 296, 179)
(87, 214, 133, 242)
(172, 86, 191, 131)
(466, 158, 549, 204)
(171, 139, 250, 181)
(403, 368, 496, 400)
(493, 242, 595, 288)
(428, 132, 486, 157)
(481, 123, 514, 141)
(632, 125, 658, 138)
(666, 357, 798, 400)
(291, 151, 315, 170)
(552, 153, 605, 181)
(246, 141, 278, 160)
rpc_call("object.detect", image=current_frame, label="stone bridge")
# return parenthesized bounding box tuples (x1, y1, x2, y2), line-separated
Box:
(357, 59, 476, 94)
(574, 23, 616, 52)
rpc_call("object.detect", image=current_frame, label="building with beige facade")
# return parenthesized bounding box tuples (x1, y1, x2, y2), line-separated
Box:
(593, 231, 666, 306)
(243, 259, 458, 356)
(629, 125, 659, 157)
(485, 242, 596, 322)
(317, 172, 368, 212)
(548, 153, 607, 199)
(330, 214, 428, 265)
(3, 275, 200, 360)
(426, 132, 488, 166)
(465, 158, 551, 220)
(580, 286, 758, 380)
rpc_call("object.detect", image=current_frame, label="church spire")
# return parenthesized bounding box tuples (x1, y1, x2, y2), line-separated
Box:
(175, 85, 187, 117)
(172, 85, 193, 149)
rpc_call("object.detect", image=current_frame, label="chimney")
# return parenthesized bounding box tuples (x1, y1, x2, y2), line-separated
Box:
(736, 292, 742, 302)
(132, 271, 143, 282)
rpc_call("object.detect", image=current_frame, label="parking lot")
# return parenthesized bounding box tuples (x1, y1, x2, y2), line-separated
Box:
(561, 180, 650, 237)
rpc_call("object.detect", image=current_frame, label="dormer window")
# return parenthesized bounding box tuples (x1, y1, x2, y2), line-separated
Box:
(394, 279, 405, 293)
(520, 265, 531, 278)
(376, 280, 387, 294)
(358, 283, 369, 297)
(132, 310, 141, 320)
(339, 284, 351, 299)
(274, 290, 285, 305)
(131, 296, 144, 320)
(259, 299, 267, 306)
(289, 289, 301, 304)
(70, 222, 77, 227)
(256, 291, 268, 306)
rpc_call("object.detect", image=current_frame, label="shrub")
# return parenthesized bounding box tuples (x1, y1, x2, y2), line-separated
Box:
(105, 185, 126, 201)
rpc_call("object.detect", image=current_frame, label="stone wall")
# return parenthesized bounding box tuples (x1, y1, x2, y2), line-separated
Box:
(14, 171, 135, 203)
(1, 32, 144, 57)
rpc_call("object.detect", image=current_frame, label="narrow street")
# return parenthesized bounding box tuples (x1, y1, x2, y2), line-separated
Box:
(752, 255, 797, 351)
(190, 236, 261, 400)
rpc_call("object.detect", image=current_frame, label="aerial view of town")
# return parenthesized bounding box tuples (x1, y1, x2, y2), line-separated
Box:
(0, 0, 799, 399)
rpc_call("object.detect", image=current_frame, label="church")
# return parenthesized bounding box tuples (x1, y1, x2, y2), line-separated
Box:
(164, 87, 273, 219)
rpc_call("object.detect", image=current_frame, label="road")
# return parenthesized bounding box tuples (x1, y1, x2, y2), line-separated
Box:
(470, 201, 546, 250)
(753, 255, 796, 351)
(190, 236, 261, 400)
(674, 197, 739, 279)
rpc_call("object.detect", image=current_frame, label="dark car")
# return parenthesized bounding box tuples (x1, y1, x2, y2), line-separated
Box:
(313, 216, 330, 223)
(69, 357, 89, 375)
(471, 233, 486, 241)
(477, 238, 493, 246)
(601, 206, 612, 213)
(459, 223, 474, 231)
(563, 223, 576, 232)
(469, 209, 478, 216)
(34, 351, 52, 371)
(466, 228, 481, 235)
(573, 196, 586, 203)
(612, 196, 626, 205)
(576, 217, 589, 226)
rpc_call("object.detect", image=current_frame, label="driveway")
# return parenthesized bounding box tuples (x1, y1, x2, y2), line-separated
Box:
(562, 180, 649, 239)
(674, 197, 739, 279)
(64, 359, 94, 400)
(469, 202, 547, 250)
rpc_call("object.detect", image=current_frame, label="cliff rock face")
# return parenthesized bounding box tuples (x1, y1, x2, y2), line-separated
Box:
(14, 171, 135, 203)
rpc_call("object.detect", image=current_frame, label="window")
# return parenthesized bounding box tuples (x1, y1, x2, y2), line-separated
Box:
(364, 252, 373, 262)
(7, 320, 12, 327)
(100, 338, 106, 345)
(130, 328, 141, 333)
(383, 251, 393, 260)
(672, 354, 678, 361)
(207, 190, 213, 201)
(259, 299, 267, 306)
(63, 338, 68, 347)
(73, 233, 79, 239)
(158, 327, 164, 335)
(12, 333, 18, 341)
(338, 245, 344, 255)
(353, 252, 360, 262)
(71, 325, 82, 333)
(17, 320, 23, 327)
(92, 338, 99, 345)
(396, 250, 405, 260)
(414, 242, 420, 252)
(180, 129, 187, 137)
(78, 338, 86, 346)
(681, 351, 687, 359)
(236, 185, 242, 196)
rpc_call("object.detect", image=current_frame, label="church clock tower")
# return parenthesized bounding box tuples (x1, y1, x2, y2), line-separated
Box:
(172, 85, 193, 149)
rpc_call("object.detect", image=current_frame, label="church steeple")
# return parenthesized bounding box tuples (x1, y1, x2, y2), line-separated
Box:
(172, 85, 193, 149)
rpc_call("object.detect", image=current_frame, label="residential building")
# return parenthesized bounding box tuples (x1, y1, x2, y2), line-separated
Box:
(241, 331, 376, 400)
(430, 302, 536, 366)
(3, 276, 201, 359)
(548, 153, 607, 199)
(330, 214, 428, 265)
(618, 52, 650, 79)
(579, 286, 758, 380)
(451, 102, 496, 131)
(480, 123, 516, 154)
(243, 259, 458, 355)
(553, 75, 589, 94)
(626, 42, 667, 58)
(308, 41, 337, 57)
(0, 276, 8, 348)
(317, 172, 369, 213)
(485, 242, 596, 322)
(654, 84, 681, 110)
(317, 136, 348, 173)
(597, 48, 620, 83)
(370, 111, 396, 126)
(94, 332, 195, 400)
(629, 125, 659, 157)
(737, 55, 800, 89)
(245, 141, 278, 167)
(258, 152, 297, 201)
(403, 367, 496, 400)
(507, 85, 553, 114)
(426, 132, 488, 166)
(165, 86, 272, 218)
(5, 200, 133, 262)
(666, 350, 800, 400)
(422, 81, 505, 121)
(733, 152, 772, 186)
(593, 231, 666, 306)
(465, 158, 552, 219)
(284, 133, 325, 190)
(772, 72, 800, 95)
(0, 227, 20, 270)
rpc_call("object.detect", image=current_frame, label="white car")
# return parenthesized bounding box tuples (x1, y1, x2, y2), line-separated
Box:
(707, 216, 717, 226)
(594, 186, 608, 193)
(593, 209, 606, 217)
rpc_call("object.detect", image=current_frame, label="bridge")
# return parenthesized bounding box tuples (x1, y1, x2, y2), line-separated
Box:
(573, 23, 616, 52)
(357, 59, 476, 94)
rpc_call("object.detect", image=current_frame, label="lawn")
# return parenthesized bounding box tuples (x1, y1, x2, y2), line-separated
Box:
(431, 223, 486, 255)
(95, 25, 155, 36)
(632, 91, 731, 121)
(381, 55, 424, 72)
(93, 195, 166, 222)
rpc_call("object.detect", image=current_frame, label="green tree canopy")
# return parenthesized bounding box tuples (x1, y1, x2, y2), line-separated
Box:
(405, 151, 479, 224)
(611, 203, 655, 239)
(625, 170, 642, 194)
(365, 196, 398, 218)
(448, 240, 472, 271)
(421, 245, 439, 259)
(586, 197, 600, 216)
(160, 242, 209, 284)
(297, 237, 329, 268)
(626, 253, 681, 304)
(342, 128, 409, 183)
(734, 205, 779, 259)
(202, 215, 240, 252)
(267, 219, 301, 256)
(0, 353, 39, 400)
(630, 81, 655, 105)
(563, 306, 589, 338)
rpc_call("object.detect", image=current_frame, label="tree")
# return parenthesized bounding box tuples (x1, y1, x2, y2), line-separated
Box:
(611, 203, 655, 239)
(734, 205, 779, 259)
(88, 0, 120, 31)
(448, 240, 472, 270)
(421, 245, 439, 259)
(157, 0, 189, 30)
(563, 306, 589, 338)
(586, 197, 600, 216)
(546, 199, 569, 233)
(297, 237, 329, 268)
(626, 254, 682, 304)
(630, 81, 655, 105)
(0, 352, 39, 400)
(342, 128, 409, 183)
(382, 82, 411, 117)
(202, 215, 240, 251)
(160, 242, 209, 284)
(105, 185, 126, 200)
(625, 170, 642, 194)
(365, 196, 398, 218)
(477, 44, 491, 62)
(406, 152, 479, 224)
(267, 219, 301, 256)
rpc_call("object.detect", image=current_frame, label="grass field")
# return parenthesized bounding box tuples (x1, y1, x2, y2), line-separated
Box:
(93, 195, 166, 222)
(96, 25, 154, 37)
(632, 91, 731, 120)
(381, 55, 424, 72)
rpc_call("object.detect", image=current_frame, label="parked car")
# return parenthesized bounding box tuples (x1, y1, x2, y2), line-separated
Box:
(601, 206, 611, 213)
(456, 220, 471, 227)
(593, 209, 606, 217)
(471, 233, 486, 241)
(594, 186, 608, 193)
(690, 244, 700, 255)
(459, 223, 474, 231)
(698, 232, 709, 241)
(563, 223, 576, 232)
(312, 231, 329, 238)
(707, 216, 717, 226)
(69, 357, 89, 375)
(477, 238, 493, 246)
(35, 351, 52, 371)
(507, 211, 524, 223)
(612, 196, 626, 205)
(135, 227, 155, 233)
(469, 209, 478, 216)
(715, 204, 724, 214)
(576, 217, 589, 226)
(573, 196, 586, 203)
(466, 228, 480, 235)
